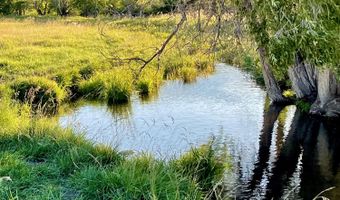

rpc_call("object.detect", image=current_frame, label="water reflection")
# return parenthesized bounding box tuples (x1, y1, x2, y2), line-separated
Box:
(240, 101, 340, 199)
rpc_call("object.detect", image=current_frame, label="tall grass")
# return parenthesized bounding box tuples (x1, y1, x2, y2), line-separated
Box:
(0, 16, 232, 199)
(0, 114, 230, 199)
(0, 16, 216, 108)
(10, 77, 65, 114)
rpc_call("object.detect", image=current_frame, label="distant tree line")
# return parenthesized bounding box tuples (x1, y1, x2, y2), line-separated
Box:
(0, 0, 179, 17)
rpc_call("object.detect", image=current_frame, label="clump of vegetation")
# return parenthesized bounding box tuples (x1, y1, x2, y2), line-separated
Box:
(0, 99, 30, 134)
(296, 99, 312, 113)
(0, 117, 230, 199)
(195, 60, 214, 74)
(72, 156, 202, 199)
(136, 69, 162, 95)
(79, 70, 133, 104)
(283, 89, 296, 99)
(11, 77, 65, 114)
(54, 71, 82, 100)
(180, 67, 198, 83)
(136, 79, 154, 95)
(106, 75, 132, 104)
(79, 65, 95, 80)
(79, 75, 107, 100)
(173, 143, 227, 193)
(241, 55, 265, 86)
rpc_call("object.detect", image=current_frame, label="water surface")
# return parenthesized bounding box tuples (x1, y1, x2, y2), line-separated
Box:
(59, 64, 340, 199)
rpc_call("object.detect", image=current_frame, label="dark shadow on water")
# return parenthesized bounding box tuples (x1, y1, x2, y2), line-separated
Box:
(239, 100, 340, 199)
(240, 100, 285, 197)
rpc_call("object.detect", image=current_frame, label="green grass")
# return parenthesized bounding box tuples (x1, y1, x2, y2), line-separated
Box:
(180, 67, 198, 83)
(136, 68, 162, 95)
(106, 72, 133, 104)
(0, 111, 229, 199)
(10, 77, 66, 114)
(0, 15, 232, 199)
(296, 99, 312, 113)
(0, 97, 230, 199)
(79, 74, 107, 100)
(0, 16, 215, 106)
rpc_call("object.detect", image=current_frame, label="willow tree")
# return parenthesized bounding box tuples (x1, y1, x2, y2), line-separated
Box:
(235, 0, 340, 116)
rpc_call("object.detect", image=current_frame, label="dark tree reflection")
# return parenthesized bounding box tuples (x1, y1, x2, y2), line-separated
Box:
(239, 100, 340, 199)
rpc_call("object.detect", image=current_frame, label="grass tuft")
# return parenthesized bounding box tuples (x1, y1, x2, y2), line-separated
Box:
(11, 77, 65, 114)
(180, 67, 198, 83)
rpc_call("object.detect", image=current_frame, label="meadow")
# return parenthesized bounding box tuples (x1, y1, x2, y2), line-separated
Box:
(0, 16, 218, 109)
(0, 16, 230, 199)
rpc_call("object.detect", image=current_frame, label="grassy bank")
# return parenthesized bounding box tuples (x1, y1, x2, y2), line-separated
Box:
(0, 16, 214, 107)
(0, 99, 230, 199)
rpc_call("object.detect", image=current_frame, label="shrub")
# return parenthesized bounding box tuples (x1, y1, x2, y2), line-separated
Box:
(0, 0, 13, 15)
(73, 0, 105, 17)
(11, 77, 65, 114)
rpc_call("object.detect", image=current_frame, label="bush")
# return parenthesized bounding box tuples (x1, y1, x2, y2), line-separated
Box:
(11, 77, 65, 114)
(0, 0, 13, 15)
(74, 0, 105, 17)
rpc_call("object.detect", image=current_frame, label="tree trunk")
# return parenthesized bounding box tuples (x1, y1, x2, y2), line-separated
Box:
(288, 53, 317, 102)
(310, 69, 340, 117)
(258, 47, 287, 103)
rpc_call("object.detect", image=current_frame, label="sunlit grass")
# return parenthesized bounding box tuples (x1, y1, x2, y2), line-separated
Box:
(0, 16, 215, 105)
(0, 110, 229, 199)
(0, 16, 231, 199)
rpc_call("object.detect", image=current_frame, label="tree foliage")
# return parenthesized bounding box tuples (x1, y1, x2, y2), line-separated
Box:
(235, 0, 339, 75)
(0, 0, 180, 16)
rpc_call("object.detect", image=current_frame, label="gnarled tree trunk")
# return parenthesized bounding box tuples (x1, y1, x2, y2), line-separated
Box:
(310, 69, 340, 117)
(258, 47, 287, 103)
(288, 53, 317, 102)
